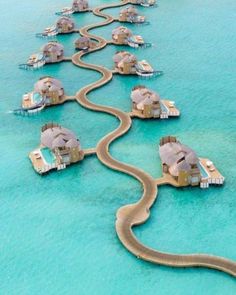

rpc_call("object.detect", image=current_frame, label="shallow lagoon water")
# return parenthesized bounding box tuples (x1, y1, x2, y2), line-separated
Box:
(0, 0, 236, 294)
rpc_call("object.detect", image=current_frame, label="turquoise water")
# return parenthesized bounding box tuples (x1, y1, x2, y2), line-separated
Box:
(41, 148, 55, 164)
(33, 92, 44, 103)
(1, 0, 236, 294)
(199, 163, 209, 178)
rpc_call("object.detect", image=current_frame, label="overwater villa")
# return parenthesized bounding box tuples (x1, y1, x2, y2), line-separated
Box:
(20, 53, 46, 70)
(36, 16, 75, 37)
(14, 77, 70, 115)
(56, 16, 75, 33)
(113, 51, 137, 74)
(119, 6, 147, 24)
(112, 26, 132, 44)
(130, 0, 157, 7)
(72, 0, 89, 12)
(56, 0, 89, 15)
(74, 37, 97, 51)
(131, 86, 180, 119)
(159, 136, 225, 188)
(41, 41, 64, 63)
(20, 77, 65, 113)
(19, 41, 64, 70)
(30, 123, 84, 174)
(113, 51, 162, 77)
(112, 26, 152, 48)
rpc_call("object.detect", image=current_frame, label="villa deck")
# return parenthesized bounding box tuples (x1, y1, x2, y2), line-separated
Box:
(130, 99, 180, 119)
(29, 148, 66, 174)
(29, 149, 50, 174)
(161, 100, 180, 117)
(199, 158, 225, 185)
(21, 95, 74, 113)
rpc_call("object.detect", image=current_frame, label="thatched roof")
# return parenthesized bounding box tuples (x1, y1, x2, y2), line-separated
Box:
(113, 51, 137, 64)
(112, 26, 132, 37)
(120, 6, 138, 15)
(34, 77, 64, 95)
(73, 0, 88, 3)
(66, 138, 81, 148)
(56, 16, 75, 29)
(159, 140, 199, 177)
(131, 86, 160, 104)
(41, 41, 64, 54)
(75, 36, 90, 47)
(120, 54, 137, 63)
(72, 0, 88, 10)
(41, 125, 80, 150)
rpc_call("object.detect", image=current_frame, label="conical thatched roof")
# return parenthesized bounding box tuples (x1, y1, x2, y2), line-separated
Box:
(66, 138, 81, 148)
(56, 16, 75, 29)
(41, 125, 80, 150)
(120, 6, 138, 16)
(72, 0, 89, 10)
(34, 77, 64, 94)
(75, 36, 90, 47)
(159, 140, 199, 177)
(112, 26, 132, 37)
(131, 86, 160, 104)
(41, 41, 64, 54)
(113, 51, 137, 64)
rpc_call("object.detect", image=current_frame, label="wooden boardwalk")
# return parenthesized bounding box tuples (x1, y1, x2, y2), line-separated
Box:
(71, 0, 236, 277)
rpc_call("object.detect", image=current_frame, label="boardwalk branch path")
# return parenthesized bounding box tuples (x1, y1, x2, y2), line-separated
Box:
(71, 0, 236, 277)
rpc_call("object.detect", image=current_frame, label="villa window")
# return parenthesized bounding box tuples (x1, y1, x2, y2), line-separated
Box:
(191, 176, 200, 184)
(177, 156, 185, 164)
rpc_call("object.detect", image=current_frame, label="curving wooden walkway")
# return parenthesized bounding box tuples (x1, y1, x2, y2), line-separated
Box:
(71, 0, 236, 277)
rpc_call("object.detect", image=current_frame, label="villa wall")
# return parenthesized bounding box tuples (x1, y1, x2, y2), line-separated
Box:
(143, 104, 152, 118)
